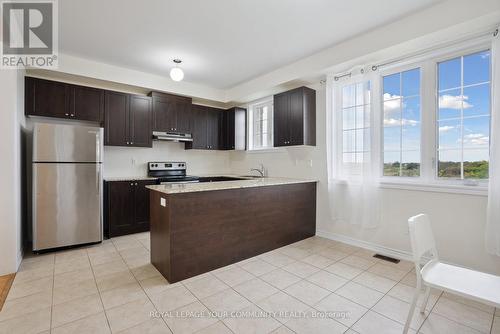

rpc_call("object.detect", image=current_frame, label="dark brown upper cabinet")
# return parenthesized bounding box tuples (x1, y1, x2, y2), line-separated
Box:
(129, 95, 153, 147)
(149, 92, 193, 133)
(189, 105, 208, 150)
(273, 86, 316, 147)
(105, 179, 156, 238)
(206, 106, 222, 150)
(104, 92, 152, 147)
(222, 107, 247, 150)
(71, 85, 104, 122)
(186, 105, 223, 150)
(25, 77, 104, 123)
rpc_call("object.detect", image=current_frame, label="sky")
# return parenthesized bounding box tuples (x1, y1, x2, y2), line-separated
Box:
(382, 50, 491, 164)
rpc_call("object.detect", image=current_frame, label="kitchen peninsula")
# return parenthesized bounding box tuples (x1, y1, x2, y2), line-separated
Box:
(147, 178, 317, 282)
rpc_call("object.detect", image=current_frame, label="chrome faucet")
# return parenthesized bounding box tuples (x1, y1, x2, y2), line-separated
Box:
(250, 163, 266, 177)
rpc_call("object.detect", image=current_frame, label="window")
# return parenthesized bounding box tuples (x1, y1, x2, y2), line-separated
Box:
(340, 81, 371, 174)
(248, 99, 273, 150)
(329, 40, 493, 192)
(437, 50, 491, 180)
(382, 68, 421, 177)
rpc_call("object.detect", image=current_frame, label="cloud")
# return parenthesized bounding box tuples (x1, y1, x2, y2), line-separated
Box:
(463, 133, 489, 146)
(439, 94, 473, 109)
(439, 125, 455, 133)
(480, 52, 490, 59)
(383, 94, 401, 113)
(384, 118, 418, 127)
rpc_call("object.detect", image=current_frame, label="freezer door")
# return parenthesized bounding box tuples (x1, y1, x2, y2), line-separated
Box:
(33, 163, 102, 250)
(33, 123, 103, 162)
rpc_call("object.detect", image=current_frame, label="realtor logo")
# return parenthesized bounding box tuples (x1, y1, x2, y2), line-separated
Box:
(1, 0, 58, 68)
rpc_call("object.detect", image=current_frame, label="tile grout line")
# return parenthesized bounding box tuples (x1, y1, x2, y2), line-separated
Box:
(49, 253, 55, 334)
(248, 244, 391, 331)
(427, 293, 495, 334)
(346, 261, 405, 332)
(181, 263, 302, 333)
(113, 234, 176, 334)
(180, 277, 238, 334)
(6, 235, 495, 334)
(357, 257, 445, 334)
(231, 254, 347, 332)
(86, 245, 113, 333)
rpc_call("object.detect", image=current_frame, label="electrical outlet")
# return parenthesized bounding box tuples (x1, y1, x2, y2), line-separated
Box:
(131, 158, 136, 165)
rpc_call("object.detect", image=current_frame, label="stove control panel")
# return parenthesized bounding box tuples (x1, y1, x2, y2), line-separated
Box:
(148, 162, 186, 171)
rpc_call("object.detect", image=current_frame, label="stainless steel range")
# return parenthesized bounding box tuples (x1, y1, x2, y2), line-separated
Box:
(148, 162, 200, 184)
(148, 162, 249, 184)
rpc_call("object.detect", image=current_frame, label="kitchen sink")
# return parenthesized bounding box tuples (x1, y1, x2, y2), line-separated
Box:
(197, 176, 248, 182)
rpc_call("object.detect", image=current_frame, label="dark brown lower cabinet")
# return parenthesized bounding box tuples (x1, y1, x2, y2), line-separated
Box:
(105, 179, 156, 238)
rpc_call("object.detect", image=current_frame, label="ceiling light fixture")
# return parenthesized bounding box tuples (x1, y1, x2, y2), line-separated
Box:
(169, 59, 184, 82)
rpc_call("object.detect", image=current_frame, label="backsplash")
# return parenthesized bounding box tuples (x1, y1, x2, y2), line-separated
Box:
(103, 140, 231, 177)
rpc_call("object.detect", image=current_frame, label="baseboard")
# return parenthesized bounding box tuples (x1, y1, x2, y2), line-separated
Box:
(316, 229, 415, 262)
(16, 249, 23, 271)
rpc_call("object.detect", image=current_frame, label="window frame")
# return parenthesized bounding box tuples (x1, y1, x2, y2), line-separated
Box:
(379, 63, 424, 180)
(371, 39, 491, 194)
(431, 45, 491, 187)
(247, 97, 274, 151)
(334, 79, 373, 179)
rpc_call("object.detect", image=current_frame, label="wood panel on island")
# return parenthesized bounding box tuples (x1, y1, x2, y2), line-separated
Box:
(149, 182, 317, 283)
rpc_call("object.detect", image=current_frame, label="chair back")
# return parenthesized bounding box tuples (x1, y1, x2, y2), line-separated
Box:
(408, 214, 438, 263)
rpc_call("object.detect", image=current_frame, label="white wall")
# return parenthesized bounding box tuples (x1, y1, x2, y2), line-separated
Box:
(0, 69, 26, 275)
(104, 141, 231, 178)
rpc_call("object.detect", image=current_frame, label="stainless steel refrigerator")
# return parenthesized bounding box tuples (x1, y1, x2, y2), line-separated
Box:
(32, 122, 103, 251)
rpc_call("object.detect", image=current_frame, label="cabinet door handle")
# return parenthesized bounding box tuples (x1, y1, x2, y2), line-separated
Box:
(135, 182, 138, 186)
(131, 142, 134, 145)
(65, 113, 69, 116)
(130, 183, 133, 186)
(126, 142, 129, 145)
(70, 114, 75, 117)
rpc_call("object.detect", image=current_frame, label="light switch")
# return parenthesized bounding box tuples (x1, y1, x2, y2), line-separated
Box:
(160, 197, 166, 207)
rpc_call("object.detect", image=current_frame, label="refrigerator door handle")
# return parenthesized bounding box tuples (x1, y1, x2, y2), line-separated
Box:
(96, 164, 100, 195)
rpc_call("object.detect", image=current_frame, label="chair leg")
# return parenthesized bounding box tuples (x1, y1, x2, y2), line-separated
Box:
(403, 285, 420, 334)
(420, 286, 431, 314)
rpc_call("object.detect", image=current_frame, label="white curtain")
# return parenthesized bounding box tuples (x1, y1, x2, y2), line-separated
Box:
(486, 28, 500, 256)
(327, 68, 381, 228)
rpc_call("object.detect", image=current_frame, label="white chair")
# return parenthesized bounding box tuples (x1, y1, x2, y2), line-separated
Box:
(404, 213, 500, 334)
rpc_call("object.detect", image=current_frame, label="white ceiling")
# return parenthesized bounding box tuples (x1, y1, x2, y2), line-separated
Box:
(59, 0, 441, 89)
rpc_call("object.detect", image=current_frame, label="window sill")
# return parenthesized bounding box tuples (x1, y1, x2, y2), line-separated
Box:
(379, 181, 488, 196)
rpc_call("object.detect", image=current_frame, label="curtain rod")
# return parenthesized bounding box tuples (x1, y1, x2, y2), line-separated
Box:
(371, 27, 498, 71)
(331, 27, 498, 81)
(333, 72, 352, 81)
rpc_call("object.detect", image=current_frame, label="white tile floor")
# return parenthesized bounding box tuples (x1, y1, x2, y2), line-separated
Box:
(0, 232, 499, 334)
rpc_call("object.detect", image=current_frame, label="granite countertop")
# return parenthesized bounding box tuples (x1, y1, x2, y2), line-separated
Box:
(146, 177, 317, 194)
(104, 176, 158, 181)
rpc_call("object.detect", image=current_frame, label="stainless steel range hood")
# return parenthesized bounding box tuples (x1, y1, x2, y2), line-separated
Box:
(152, 131, 193, 142)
